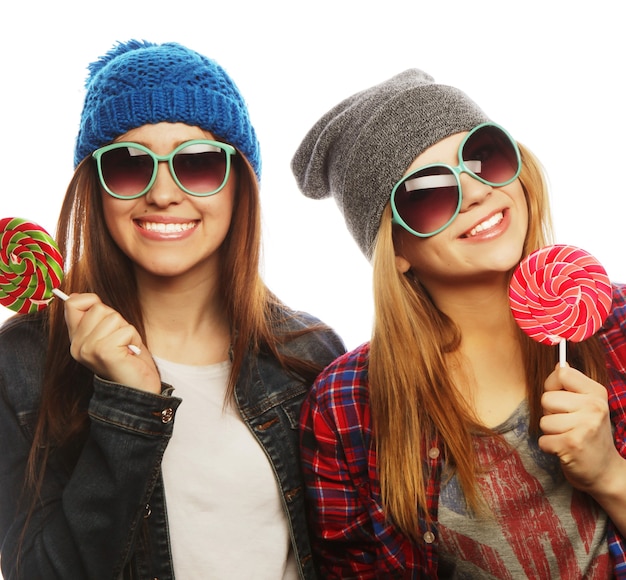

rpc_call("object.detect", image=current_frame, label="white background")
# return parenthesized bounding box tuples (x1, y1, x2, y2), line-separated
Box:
(0, 0, 625, 574)
(2, 1, 625, 352)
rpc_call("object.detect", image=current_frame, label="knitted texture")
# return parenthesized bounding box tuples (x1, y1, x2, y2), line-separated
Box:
(74, 40, 261, 179)
(291, 69, 489, 259)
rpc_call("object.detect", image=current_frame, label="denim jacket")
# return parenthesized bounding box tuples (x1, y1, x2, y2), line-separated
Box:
(0, 307, 345, 580)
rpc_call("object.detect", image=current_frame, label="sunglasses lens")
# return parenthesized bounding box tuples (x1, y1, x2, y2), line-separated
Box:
(99, 146, 154, 197)
(172, 142, 228, 194)
(394, 166, 460, 235)
(462, 125, 519, 185)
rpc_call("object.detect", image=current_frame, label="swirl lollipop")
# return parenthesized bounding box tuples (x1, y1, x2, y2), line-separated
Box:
(0, 217, 141, 354)
(509, 244, 612, 366)
(0, 217, 64, 314)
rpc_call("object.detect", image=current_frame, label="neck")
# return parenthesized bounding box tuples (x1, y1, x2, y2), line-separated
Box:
(427, 274, 514, 332)
(136, 269, 231, 365)
(426, 275, 528, 427)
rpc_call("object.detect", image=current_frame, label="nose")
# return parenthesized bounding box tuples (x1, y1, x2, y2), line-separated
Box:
(144, 161, 185, 207)
(458, 171, 492, 212)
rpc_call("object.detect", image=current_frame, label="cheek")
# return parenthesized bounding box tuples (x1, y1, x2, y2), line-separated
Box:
(513, 182, 529, 230)
(101, 195, 131, 245)
(393, 227, 431, 270)
(204, 184, 236, 228)
(220, 189, 236, 220)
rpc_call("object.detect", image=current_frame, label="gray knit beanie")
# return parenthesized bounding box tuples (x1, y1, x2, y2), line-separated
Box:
(291, 69, 490, 259)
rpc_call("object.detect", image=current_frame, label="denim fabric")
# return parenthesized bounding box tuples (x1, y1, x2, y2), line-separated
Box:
(0, 308, 345, 579)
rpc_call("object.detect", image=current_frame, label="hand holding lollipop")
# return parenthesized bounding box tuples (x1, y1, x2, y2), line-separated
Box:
(509, 244, 612, 366)
(1, 217, 140, 355)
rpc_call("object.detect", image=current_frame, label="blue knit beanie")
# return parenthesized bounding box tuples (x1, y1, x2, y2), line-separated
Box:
(74, 40, 261, 180)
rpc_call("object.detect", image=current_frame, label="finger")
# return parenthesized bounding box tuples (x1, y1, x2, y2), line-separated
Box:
(538, 432, 565, 456)
(541, 390, 581, 415)
(70, 305, 123, 352)
(540, 402, 608, 448)
(82, 326, 140, 361)
(107, 325, 144, 358)
(61, 293, 104, 336)
(60, 294, 142, 361)
(71, 316, 146, 378)
(539, 421, 604, 461)
(69, 311, 122, 360)
(544, 365, 605, 396)
(62, 292, 101, 312)
(539, 411, 577, 435)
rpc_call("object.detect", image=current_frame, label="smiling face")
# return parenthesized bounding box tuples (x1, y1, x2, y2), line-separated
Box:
(393, 131, 528, 290)
(100, 122, 236, 287)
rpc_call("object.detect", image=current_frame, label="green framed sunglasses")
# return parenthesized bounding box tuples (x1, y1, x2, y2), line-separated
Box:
(390, 122, 522, 237)
(92, 139, 237, 199)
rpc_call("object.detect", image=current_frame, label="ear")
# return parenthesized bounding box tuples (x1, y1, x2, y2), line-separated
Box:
(395, 254, 411, 274)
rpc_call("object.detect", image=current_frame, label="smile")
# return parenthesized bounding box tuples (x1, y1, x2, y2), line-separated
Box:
(465, 212, 504, 238)
(137, 221, 198, 233)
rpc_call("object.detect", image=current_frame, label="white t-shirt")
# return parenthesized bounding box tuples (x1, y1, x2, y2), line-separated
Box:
(157, 356, 298, 580)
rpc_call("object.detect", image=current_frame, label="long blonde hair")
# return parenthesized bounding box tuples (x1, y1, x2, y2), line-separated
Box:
(369, 144, 608, 539)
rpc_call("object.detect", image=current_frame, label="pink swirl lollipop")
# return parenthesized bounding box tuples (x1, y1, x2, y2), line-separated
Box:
(509, 244, 612, 364)
(0, 217, 64, 314)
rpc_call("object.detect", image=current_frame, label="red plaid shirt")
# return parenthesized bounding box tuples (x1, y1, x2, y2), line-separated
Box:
(300, 284, 626, 579)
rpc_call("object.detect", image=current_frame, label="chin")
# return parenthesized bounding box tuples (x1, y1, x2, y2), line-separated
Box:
(135, 261, 187, 278)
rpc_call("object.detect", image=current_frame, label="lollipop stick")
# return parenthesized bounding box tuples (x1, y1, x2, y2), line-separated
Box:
(52, 288, 141, 355)
(52, 288, 70, 301)
(559, 338, 566, 368)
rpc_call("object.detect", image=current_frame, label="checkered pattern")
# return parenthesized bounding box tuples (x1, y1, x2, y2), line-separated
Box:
(300, 284, 626, 578)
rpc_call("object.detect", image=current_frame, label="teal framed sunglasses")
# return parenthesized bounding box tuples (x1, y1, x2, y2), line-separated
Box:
(92, 139, 237, 199)
(390, 122, 522, 237)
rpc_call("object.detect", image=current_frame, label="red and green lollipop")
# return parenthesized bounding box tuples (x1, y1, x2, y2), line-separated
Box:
(0, 217, 64, 314)
(1, 217, 140, 354)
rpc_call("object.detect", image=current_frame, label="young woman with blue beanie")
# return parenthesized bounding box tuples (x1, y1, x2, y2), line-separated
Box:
(0, 40, 344, 579)
(291, 69, 626, 578)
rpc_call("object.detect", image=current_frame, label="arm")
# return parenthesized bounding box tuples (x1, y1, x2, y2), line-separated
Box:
(300, 384, 379, 579)
(0, 372, 180, 580)
(299, 357, 416, 578)
(539, 365, 626, 536)
(0, 307, 181, 579)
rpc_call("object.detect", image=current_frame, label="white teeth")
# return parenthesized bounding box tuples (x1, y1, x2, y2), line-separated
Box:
(140, 221, 196, 233)
(468, 212, 503, 237)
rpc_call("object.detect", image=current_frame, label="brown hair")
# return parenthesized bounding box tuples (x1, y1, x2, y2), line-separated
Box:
(368, 144, 608, 539)
(24, 151, 329, 504)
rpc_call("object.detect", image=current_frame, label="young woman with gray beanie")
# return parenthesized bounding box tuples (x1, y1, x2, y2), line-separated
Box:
(0, 40, 345, 579)
(292, 69, 626, 577)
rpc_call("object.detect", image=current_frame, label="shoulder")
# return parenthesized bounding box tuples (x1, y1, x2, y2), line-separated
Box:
(598, 285, 626, 451)
(309, 342, 371, 410)
(598, 283, 626, 373)
(270, 303, 346, 363)
(316, 341, 371, 381)
(302, 343, 372, 447)
(270, 302, 333, 334)
(608, 283, 626, 318)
